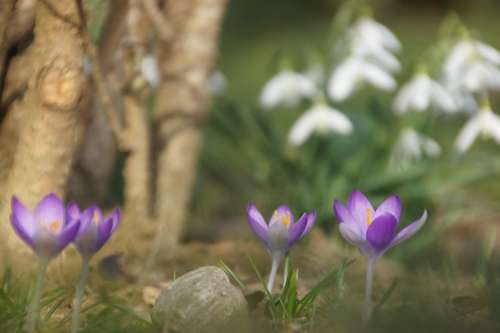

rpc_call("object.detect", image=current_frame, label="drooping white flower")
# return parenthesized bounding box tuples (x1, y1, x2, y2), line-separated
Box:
(259, 70, 318, 109)
(348, 18, 401, 73)
(443, 39, 500, 93)
(328, 57, 396, 102)
(393, 72, 456, 114)
(288, 104, 353, 146)
(445, 86, 477, 114)
(390, 128, 441, 169)
(141, 54, 161, 88)
(444, 40, 500, 78)
(352, 18, 401, 53)
(455, 105, 500, 153)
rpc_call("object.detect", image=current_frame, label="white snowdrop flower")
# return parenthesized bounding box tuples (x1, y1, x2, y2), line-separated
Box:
(328, 57, 396, 102)
(446, 87, 477, 114)
(393, 72, 456, 114)
(455, 104, 500, 153)
(141, 54, 161, 88)
(259, 70, 317, 109)
(390, 128, 441, 169)
(444, 40, 500, 79)
(353, 18, 401, 52)
(288, 104, 353, 146)
(443, 39, 500, 93)
(208, 70, 226, 96)
(350, 35, 401, 73)
(459, 61, 500, 92)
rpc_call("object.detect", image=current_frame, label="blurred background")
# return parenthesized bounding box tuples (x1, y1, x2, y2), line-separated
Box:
(189, 0, 500, 271)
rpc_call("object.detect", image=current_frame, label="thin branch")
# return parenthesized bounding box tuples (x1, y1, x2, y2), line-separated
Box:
(73, 0, 127, 148)
(140, 0, 172, 41)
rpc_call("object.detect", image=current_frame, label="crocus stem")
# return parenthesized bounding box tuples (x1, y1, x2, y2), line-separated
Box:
(363, 258, 377, 322)
(70, 258, 90, 333)
(267, 252, 283, 293)
(282, 255, 289, 287)
(26, 258, 49, 333)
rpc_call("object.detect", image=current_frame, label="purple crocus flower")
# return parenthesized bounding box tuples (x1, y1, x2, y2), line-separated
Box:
(247, 203, 316, 291)
(67, 203, 121, 333)
(333, 190, 427, 320)
(67, 203, 121, 260)
(11, 193, 80, 259)
(333, 190, 427, 260)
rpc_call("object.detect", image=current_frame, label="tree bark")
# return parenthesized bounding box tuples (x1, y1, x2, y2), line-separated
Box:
(154, 0, 228, 255)
(0, 0, 89, 261)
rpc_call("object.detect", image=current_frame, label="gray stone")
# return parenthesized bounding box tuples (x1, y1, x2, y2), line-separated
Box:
(152, 266, 249, 333)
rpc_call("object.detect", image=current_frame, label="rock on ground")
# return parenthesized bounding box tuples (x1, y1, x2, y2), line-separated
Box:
(152, 266, 248, 333)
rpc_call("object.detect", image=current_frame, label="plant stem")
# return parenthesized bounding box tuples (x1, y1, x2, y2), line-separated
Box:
(267, 252, 283, 293)
(26, 258, 49, 333)
(71, 258, 90, 333)
(363, 258, 377, 322)
(282, 255, 289, 287)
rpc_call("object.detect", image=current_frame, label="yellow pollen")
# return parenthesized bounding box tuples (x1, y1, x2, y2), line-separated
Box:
(366, 208, 372, 226)
(49, 220, 62, 234)
(281, 212, 291, 227)
(93, 211, 100, 225)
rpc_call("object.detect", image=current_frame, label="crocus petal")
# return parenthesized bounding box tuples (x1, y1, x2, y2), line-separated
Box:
(66, 201, 81, 221)
(109, 208, 121, 233)
(95, 216, 114, 251)
(297, 212, 316, 241)
(11, 196, 36, 237)
(338, 222, 370, 255)
(374, 195, 401, 221)
(34, 193, 65, 228)
(366, 213, 398, 252)
(388, 210, 427, 249)
(247, 203, 269, 244)
(287, 215, 308, 248)
(348, 190, 374, 233)
(11, 214, 35, 248)
(270, 205, 295, 226)
(54, 219, 80, 254)
(455, 113, 482, 153)
(333, 200, 361, 233)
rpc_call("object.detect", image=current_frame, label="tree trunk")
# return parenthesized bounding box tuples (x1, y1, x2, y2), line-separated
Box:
(154, 0, 228, 255)
(0, 0, 89, 263)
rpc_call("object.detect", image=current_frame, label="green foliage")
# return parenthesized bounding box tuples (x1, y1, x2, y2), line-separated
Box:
(246, 255, 353, 329)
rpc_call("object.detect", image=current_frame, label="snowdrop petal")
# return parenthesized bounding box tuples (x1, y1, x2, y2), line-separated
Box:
(393, 84, 414, 114)
(430, 81, 456, 112)
(483, 110, 500, 144)
(455, 113, 482, 153)
(260, 71, 317, 109)
(328, 58, 360, 101)
(362, 62, 396, 91)
(476, 41, 500, 65)
(358, 18, 401, 51)
(288, 111, 319, 146)
(288, 105, 353, 146)
(421, 135, 442, 157)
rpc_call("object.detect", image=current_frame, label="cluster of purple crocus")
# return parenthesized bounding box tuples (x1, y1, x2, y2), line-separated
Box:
(247, 190, 426, 320)
(10, 193, 121, 333)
